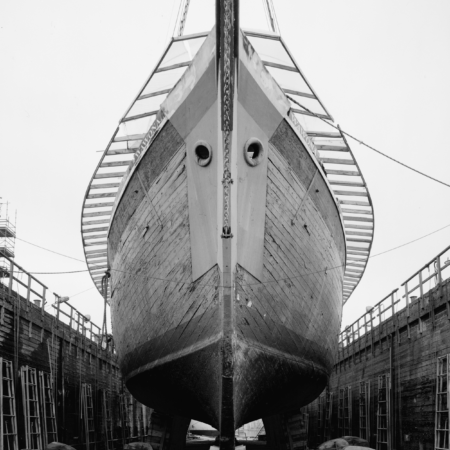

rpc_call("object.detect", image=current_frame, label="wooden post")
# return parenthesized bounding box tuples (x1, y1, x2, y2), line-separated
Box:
(8, 259, 13, 296)
(27, 274, 31, 310)
(42, 286, 47, 317)
(405, 283, 411, 338)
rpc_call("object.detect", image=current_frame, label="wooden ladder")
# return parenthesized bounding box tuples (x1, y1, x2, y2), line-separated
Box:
(1, 358, 18, 450)
(359, 380, 370, 442)
(435, 355, 450, 450)
(324, 390, 333, 441)
(101, 389, 114, 450)
(80, 383, 96, 450)
(39, 371, 58, 447)
(376, 374, 390, 450)
(21, 365, 43, 450)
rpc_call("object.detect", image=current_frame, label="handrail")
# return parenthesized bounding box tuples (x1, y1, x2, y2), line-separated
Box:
(0, 253, 115, 354)
(339, 244, 450, 347)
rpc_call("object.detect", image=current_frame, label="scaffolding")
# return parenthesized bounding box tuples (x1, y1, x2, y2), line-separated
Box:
(0, 202, 16, 260)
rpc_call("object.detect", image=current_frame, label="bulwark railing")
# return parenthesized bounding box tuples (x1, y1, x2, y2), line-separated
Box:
(339, 244, 450, 348)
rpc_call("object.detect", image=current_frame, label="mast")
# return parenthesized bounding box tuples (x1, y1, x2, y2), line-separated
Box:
(217, 1, 239, 448)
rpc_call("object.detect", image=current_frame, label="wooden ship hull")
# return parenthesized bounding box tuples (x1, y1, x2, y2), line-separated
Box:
(82, 1, 375, 446)
(108, 24, 344, 432)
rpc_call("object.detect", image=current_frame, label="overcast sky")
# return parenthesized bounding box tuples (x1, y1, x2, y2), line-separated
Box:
(1, 0, 450, 331)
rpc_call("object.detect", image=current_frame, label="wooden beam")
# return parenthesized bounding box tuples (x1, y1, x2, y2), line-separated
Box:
(106, 148, 136, 155)
(348, 250, 370, 256)
(348, 246, 369, 253)
(138, 88, 171, 101)
(84, 240, 107, 246)
(325, 169, 360, 177)
(85, 248, 107, 255)
(282, 88, 315, 99)
(122, 110, 158, 123)
(341, 208, 372, 215)
(346, 268, 363, 275)
(90, 183, 120, 189)
(100, 161, 132, 168)
(343, 224, 373, 231)
(87, 193, 116, 200)
(82, 219, 111, 226)
(347, 257, 368, 263)
(307, 131, 341, 138)
(343, 216, 373, 223)
(155, 61, 190, 73)
(262, 60, 297, 72)
(329, 180, 365, 187)
(317, 145, 349, 152)
(94, 172, 126, 179)
(321, 158, 354, 165)
(83, 233, 108, 241)
(346, 231, 373, 237)
(347, 262, 366, 268)
(291, 108, 331, 120)
(113, 133, 146, 142)
(340, 200, 371, 207)
(82, 211, 112, 218)
(81, 226, 109, 233)
(84, 203, 114, 209)
(347, 237, 372, 243)
(334, 190, 368, 197)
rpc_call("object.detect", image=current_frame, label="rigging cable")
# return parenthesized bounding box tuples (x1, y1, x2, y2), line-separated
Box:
(285, 94, 450, 189)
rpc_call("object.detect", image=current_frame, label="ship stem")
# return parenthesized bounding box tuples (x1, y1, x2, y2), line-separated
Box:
(220, 238, 235, 449)
(217, 0, 239, 448)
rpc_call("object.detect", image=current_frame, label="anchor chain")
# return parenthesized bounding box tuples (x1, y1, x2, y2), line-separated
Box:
(221, 0, 233, 239)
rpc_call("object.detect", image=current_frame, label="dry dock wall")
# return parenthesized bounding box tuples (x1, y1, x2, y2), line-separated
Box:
(0, 277, 187, 450)
(302, 277, 450, 450)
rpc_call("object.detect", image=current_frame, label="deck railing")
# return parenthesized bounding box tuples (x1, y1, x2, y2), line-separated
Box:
(339, 244, 450, 348)
(0, 253, 114, 352)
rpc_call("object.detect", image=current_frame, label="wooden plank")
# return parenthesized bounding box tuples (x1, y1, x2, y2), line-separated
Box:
(347, 246, 369, 252)
(122, 110, 158, 123)
(155, 61, 190, 73)
(343, 216, 373, 223)
(94, 172, 126, 179)
(340, 200, 371, 207)
(113, 133, 146, 142)
(346, 231, 373, 237)
(347, 257, 368, 263)
(85, 248, 107, 255)
(84, 240, 107, 246)
(138, 88, 171, 100)
(308, 131, 341, 138)
(329, 180, 365, 187)
(292, 108, 331, 120)
(282, 88, 316, 99)
(81, 226, 109, 233)
(348, 250, 369, 256)
(82, 211, 112, 218)
(100, 161, 132, 168)
(87, 193, 116, 200)
(334, 190, 368, 197)
(106, 148, 137, 155)
(84, 202, 115, 209)
(317, 145, 349, 152)
(89, 183, 120, 189)
(346, 268, 364, 275)
(347, 237, 372, 243)
(82, 219, 111, 226)
(83, 233, 108, 240)
(263, 60, 298, 72)
(326, 169, 360, 177)
(321, 158, 354, 165)
(341, 207, 372, 215)
(343, 224, 373, 231)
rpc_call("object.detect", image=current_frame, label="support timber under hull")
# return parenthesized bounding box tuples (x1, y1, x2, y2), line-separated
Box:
(108, 26, 345, 433)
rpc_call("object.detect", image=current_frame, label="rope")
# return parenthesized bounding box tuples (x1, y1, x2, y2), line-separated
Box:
(286, 94, 450, 189)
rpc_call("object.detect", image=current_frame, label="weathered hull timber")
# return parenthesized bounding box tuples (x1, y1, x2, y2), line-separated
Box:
(107, 23, 345, 434)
